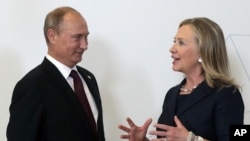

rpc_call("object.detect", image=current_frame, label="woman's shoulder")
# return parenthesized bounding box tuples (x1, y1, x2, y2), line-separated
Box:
(215, 85, 243, 102)
(216, 85, 241, 95)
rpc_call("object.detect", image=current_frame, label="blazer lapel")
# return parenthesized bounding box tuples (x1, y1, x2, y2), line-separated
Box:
(41, 58, 91, 118)
(168, 87, 180, 125)
(41, 58, 99, 135)
(158, 84, 180, 126)
(176, 81, 214, 116)
(42, 58, 73, 93)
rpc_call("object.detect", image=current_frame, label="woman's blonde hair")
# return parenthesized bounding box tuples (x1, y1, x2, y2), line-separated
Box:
(179, 17, 239, 90)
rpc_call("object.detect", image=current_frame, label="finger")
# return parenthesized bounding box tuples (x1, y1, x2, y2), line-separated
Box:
(120, 134, 130, 139)
(118, 124, 130, 133)
(159, 138, 166, 141)
(126, 117, 136, 127)
(174, 116, 183, 128)
(144, 118, 153, 128)
(149, 130, 167, 137)
(150, 138, 166, 141)
(153, 123, 172, 131)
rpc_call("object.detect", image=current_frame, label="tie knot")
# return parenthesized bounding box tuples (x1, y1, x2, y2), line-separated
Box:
(70, 70, 79, 79)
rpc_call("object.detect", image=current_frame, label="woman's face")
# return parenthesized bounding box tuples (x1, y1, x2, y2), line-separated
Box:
(169, 25, 201, 75)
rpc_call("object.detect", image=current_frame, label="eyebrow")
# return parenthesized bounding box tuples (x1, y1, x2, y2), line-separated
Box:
(174, 37, 185, 40)
(72, 32, 89, 37)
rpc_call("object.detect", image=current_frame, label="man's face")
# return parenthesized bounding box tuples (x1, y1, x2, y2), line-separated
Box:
(49, 12, 89, 68)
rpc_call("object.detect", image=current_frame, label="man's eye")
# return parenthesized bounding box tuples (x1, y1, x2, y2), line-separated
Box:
(84, 36, 88, 40)
(73, 35, 81, 40)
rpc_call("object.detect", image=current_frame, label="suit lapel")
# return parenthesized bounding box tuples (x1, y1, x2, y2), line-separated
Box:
(41, 58, 91, 119)
(176, 81, 214, 116)
(42, 58, 73, 93)
(41, 58, 99, 136)
(168, 87, 180, 125)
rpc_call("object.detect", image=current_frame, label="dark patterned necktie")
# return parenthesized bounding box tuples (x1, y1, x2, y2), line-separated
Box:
(70, 70, 97, 139)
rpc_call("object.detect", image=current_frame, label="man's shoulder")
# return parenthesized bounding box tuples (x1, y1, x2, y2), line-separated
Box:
(76, 66, 94, 76)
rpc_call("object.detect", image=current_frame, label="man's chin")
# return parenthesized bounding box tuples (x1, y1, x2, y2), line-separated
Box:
(74, 57, 82, 63)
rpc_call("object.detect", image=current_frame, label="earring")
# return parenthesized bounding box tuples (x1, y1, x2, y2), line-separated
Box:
(198, 58, 202, 63)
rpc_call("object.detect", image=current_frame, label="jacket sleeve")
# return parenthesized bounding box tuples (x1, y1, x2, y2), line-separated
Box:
(214, 87, 244, 141)
(7, 80, 44, 141)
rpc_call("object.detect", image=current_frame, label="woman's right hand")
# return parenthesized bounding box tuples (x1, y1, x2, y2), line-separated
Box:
(118, 117, 152, 141)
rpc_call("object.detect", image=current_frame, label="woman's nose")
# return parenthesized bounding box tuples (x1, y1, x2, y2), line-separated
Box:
(169, 44, 175, 53)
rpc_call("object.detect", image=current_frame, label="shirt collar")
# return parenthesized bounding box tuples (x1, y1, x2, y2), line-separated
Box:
(46, 54, 77, 79)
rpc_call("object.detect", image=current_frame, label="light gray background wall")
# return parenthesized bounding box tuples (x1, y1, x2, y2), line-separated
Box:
(0, 0, 249, 140)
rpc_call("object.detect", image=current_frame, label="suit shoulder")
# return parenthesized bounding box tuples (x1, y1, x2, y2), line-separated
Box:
(76, 66, 95, 76)
(19, 64, 45, 82)
(167, 84, 180, 94)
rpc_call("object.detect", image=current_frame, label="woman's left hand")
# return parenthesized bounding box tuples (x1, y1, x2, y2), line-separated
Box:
(149, 116, 189, 141)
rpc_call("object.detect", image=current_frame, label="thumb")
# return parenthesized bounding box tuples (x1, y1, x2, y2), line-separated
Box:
(143, 118, 153, 128)
(174, 116, 184, 127)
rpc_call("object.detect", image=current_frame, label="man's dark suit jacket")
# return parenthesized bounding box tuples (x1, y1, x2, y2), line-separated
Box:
(158, 79, 244, 141)
(7, 58, 105, 141)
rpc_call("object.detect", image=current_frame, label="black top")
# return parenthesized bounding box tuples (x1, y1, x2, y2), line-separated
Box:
(157, 79, 244, 141)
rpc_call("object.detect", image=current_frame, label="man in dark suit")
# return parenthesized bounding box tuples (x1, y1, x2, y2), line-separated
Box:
(7, 6, 105, 141)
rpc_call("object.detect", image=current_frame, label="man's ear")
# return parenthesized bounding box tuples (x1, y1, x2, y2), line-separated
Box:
(47, 29, 57, 44)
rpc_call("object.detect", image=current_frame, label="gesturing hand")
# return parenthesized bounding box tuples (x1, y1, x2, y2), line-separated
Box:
(149, 116, 189, 141)
(118, 117, 153, 141)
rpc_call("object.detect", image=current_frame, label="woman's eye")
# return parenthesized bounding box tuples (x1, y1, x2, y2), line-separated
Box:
(178, 41, 185, 46)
